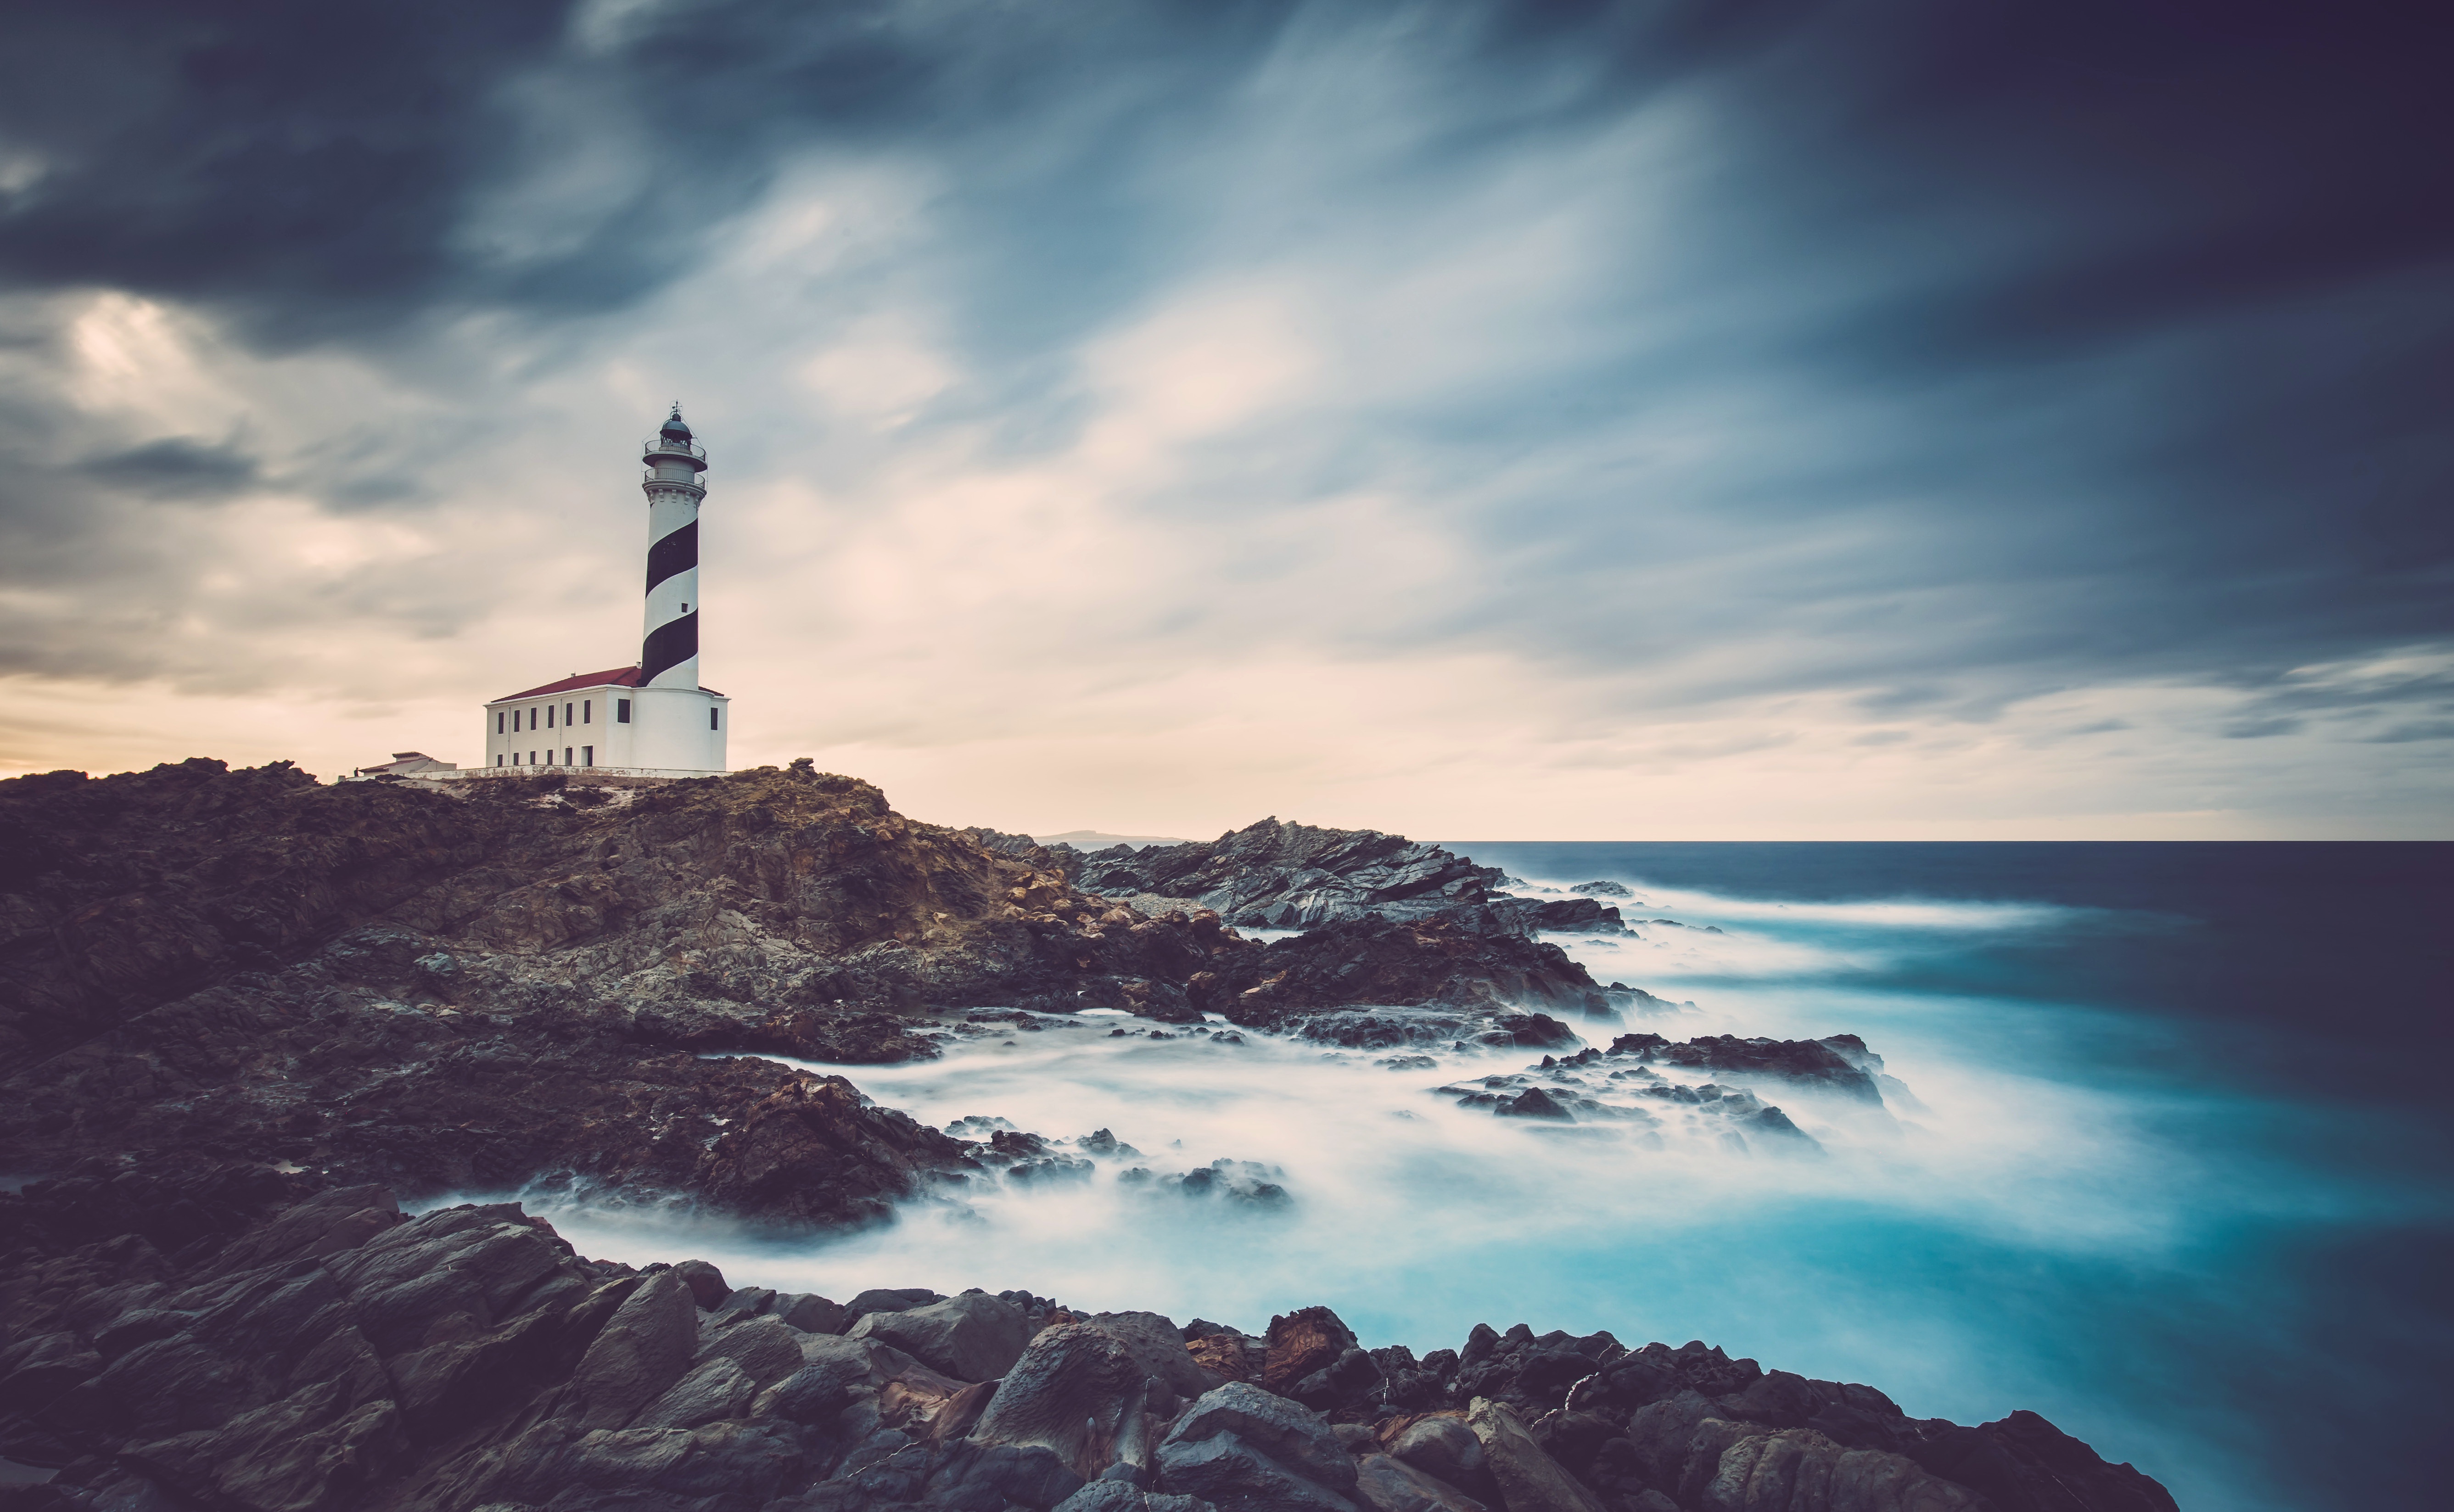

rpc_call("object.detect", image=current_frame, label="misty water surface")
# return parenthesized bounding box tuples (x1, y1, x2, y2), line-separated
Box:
(451, 844, 2453, 1512)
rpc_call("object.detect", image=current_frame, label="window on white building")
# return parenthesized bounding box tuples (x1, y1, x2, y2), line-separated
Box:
(547, 705, 555, 729)
(710, 708, 719, 730)
(583, 700, 592, 724)
(617, 699, 631, 723)
(583, 745, 594, 767)
(496, 754, 504, 767)
(496, 711, 505, 734)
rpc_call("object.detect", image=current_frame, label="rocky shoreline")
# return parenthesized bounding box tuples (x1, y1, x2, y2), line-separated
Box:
(0, 1179, 2178, 1512)
(0, 760, 2181, 1510)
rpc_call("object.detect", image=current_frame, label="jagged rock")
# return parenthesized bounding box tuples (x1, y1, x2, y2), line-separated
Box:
(774, 1291, 848, 1334)
(567, 1267, 700, 1430)
(1168, 1382, 1358, 1490)
(1057, 1480, 1223, 1512)
(848, 1291, 1033, 1383)
(924, 1439, 1089, 1510)
(845, 1287, 947, 1323)
(1569, 882, 1631, 898)
(0, 1195, 2179, 1512)
(1352, 1451, 1489, 1512)
(1466, 1397, 1608, 1512)
(632, 1355, 757, 1429)
(1698, 1424, 1989, 1511)
(1215, 918, 1608, 1025)
(972, 1314, 1226, 1479)
(1261, 1308, 1359, 1395)
(0, 762, 1256, 1217)
(672, 1258, 730, 1309)
(1156, 1383, 1361, 1512)
(1068, 819, 1506, 930)
(1606, 1036, 1883, 1103)
(1386, 1415, 1497, 1503)
(1901, 1409, 2181, 1512)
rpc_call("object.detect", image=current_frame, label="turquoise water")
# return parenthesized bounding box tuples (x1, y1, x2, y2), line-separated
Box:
(495, 843, 2452, 1512)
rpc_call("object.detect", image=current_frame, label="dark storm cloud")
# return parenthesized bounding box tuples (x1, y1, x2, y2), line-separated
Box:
(0, 0, 2447, 776)
(79, 436, 258, 498)
(0, 0, 1291, 342)
(0, 2, 576, 341)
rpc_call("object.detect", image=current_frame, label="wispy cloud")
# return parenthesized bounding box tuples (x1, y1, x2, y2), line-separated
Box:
(0, 0, 2446, 835)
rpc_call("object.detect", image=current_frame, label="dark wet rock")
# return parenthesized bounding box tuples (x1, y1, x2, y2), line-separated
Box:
(1471, 897, 1627, 936)
(1119, 1159, 1290, 1208)
(1156, 1382, 1360, 1512)
(1497, 1087, 1574, 1120)
(1058, 1481, 1223, 1512)
(924, 1438, 1089, 1509)
(1068, 819, 1506, 931)
(1353, 1449, 1489, 1512)
(0, 761, 1255, 1220)
(1901, 1408, 2183, 1512)
(843, 1287, 947, 1324)
(671, 1257, 730, 1309)
(0, 1185, 2178, 1512)
(848, 1291, 1033, 1383)
(1569, 882, 1632, 899)
(1607, 1035, 1884, 1103)
(1467, 1396, 1608, 1512)
(972, 1313, 1226, 1480)
(1386, 1414, 1496, 1503)
(770, 1291, 846, 1334)
(1214, 918, 1609, 1026)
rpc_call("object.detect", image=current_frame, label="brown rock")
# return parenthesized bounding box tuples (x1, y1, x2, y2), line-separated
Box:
(1188, 1332, 1257, 1382)
(1263, 1305, 1360, 1394)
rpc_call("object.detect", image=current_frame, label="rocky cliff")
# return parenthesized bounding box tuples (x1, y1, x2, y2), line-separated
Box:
(0, 761, 1607, 1220)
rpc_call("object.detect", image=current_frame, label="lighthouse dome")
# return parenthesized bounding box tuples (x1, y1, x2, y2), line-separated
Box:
(660, 406, 692, 440)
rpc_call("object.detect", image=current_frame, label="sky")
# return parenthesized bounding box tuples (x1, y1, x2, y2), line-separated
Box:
(0, 0, 2448, 840)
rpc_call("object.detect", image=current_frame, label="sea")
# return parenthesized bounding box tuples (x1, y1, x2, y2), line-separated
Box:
(475, 842, 2453, 1512)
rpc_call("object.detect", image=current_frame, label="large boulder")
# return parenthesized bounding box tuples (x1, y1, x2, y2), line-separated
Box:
(1166, 1383, 1358, 1490)
(1155, 1382, 1361, 1512)
(1058, 1481, 1225, 1512)
(1353, 1452, 1489, 1512)
(848, 1290, 1033, 1382)
(1466, 1397, 1608, 1512)
(1386, 1415, 1496, 1503)
(970, 1314, 1223, 1480)
(566, 1267, 700, 1430)
(1698, 1425, 1989, 1512)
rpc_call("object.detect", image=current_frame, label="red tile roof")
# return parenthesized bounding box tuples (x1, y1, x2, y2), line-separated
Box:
(493, 666, 645, 701)
(490, 667, 728, 702)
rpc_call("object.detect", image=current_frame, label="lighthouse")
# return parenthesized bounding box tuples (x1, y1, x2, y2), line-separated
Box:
(476, 406, 731, 776)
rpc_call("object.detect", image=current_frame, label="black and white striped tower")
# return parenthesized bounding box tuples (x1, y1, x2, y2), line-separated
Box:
(641, 403, 706, 689)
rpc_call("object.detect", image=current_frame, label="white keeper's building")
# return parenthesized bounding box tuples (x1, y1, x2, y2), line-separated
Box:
(478, 407, 730, 777)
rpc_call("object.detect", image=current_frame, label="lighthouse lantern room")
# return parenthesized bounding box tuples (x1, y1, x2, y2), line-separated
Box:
(480, 406, 730, 776)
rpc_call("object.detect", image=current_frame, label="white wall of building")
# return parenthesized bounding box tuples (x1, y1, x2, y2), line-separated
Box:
(478, 683, 728, 773)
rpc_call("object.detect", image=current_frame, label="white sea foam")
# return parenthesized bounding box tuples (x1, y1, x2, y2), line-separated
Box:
(410, 865, 2342, 1512)
(483, 999, 2203, 1344)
